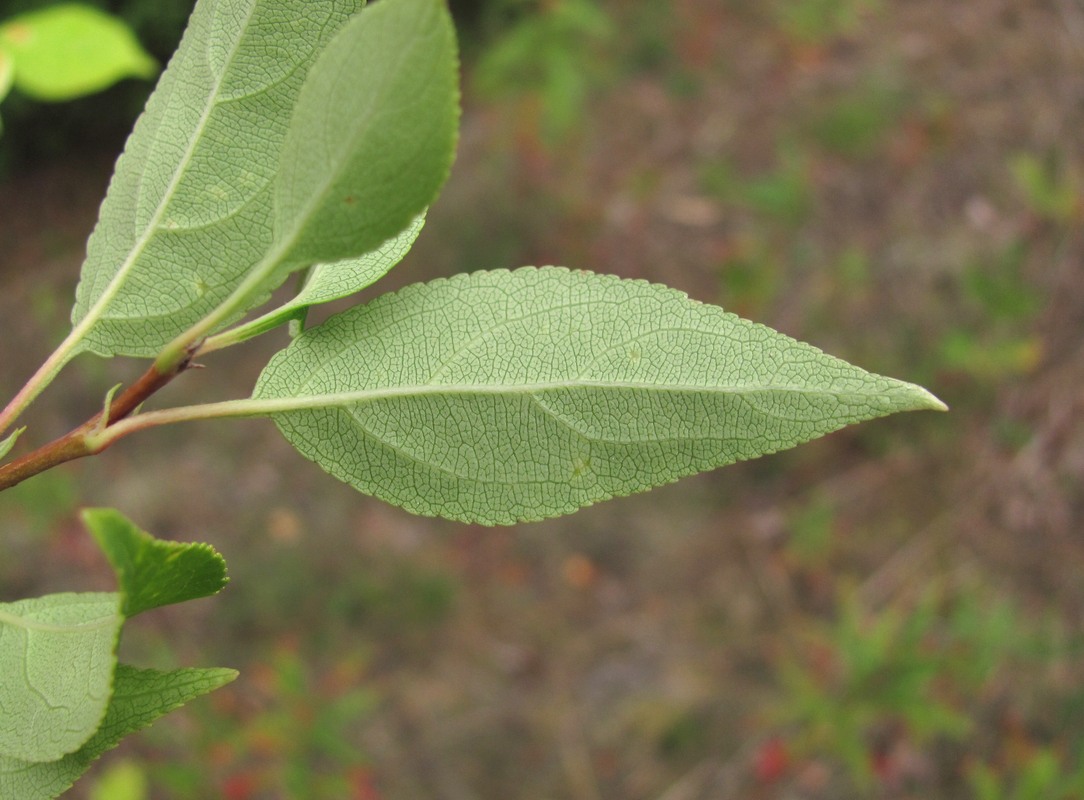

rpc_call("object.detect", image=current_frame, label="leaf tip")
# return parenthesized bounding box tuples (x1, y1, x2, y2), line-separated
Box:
(0, 425, 26, 460)
(912, 384, 949, 412)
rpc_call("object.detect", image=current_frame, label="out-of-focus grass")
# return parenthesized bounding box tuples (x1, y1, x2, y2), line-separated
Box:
(768, 584, 1072, 794)
(772, 0, 881, 45)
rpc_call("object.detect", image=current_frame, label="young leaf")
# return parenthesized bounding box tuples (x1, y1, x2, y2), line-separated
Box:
(0, 593, 121, 762)
(0, 4, 155, 102)
(69, 0, 365, 358)
(205, 213, 425, 350)
(0, 665, 237, 800)
(0, 425, 24, 460)
(287, 214, 427, 313)
(271, 0, 458, 269)
(252, 267, 945, 525)
(82, 508, 228, 618)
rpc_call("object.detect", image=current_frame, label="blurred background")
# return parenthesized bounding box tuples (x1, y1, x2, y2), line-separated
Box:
(1, 0, 1083, 797)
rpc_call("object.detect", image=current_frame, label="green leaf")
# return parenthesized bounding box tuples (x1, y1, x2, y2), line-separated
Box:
(0, 46, 13, 100)
(210, 213, 425, 348)
(290, 214, 426, 311)
(0, 593, 121, 762)
(0, 4, 156, 102)
(69, 0, 365, 358)
(0, 665, 237, 800)
(0, 514, 232, 796)
(272, 0, 458, 268)
(253, 267, 945, 525)
(82, 508, 228, 618)
(0, 425, 24, 460)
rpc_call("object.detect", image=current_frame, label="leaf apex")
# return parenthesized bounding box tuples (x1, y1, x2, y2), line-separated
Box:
(81, 508, 228, 618)
(905, 383, 949, 412)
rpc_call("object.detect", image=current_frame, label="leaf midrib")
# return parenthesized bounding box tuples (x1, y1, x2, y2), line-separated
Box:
(75, 0, 258, 338)
(0, 607, 117, 634)
(255, 378, 918, 415)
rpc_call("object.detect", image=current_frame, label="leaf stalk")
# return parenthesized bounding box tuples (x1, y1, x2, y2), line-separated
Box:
(0, 330, 81, 438)
(0, 352, 195, 492)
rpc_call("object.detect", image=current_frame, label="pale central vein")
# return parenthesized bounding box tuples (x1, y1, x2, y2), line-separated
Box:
(229, 379, 914, 420)
(72, 1, 258, 340)
(0, 607, 117, 634)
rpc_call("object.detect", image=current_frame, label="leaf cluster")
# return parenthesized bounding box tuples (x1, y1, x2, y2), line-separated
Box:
(0, 510, 233, 799)
(0, 0, 945, 794)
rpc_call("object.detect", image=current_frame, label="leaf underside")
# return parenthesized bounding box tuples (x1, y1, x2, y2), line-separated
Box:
(70, 0, 365, 357)
(0, 509, 231, 778)
(230, 213, 426, 344)
(290, 213, 426, 312)
(69, 0, 458, 360)
(0, 665, 237, 800)
(271, 0, 458, 269)
(0, 593, 120, 763)
(254, 267, 943, 525)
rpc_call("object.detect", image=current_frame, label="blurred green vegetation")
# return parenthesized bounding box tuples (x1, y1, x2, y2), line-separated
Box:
(471, 0, 613, 144)
(970, 747, 1084, 800)
(772, 585, 1066, 791)
(88, 760, 147, 800)
(0, 4, 156, 106)
(0, 0, 191, 170)
(146, 645, 379, 799)
(772, 0, 881, 44)
(803, 78, 908, 159)
(700, 143, 814, 226)
(0, 468, 76, 535)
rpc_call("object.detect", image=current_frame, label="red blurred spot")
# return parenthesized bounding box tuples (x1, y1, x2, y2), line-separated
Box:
(351, 767, 383, 800)
(754, 737, 790, 783)
(871, 748, 893, 781)
(562, 553, 598, 589)
(223, 772, 258, 800)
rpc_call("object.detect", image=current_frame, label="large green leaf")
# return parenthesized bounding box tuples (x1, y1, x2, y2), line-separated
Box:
(252, 267, 945, 525)
(271, 0, 457, 269)
(0, 665, 237, 800)
(69, 0, 364, 357)
(0, 4, 156, 102)
(0, 593, 121, 762)
(83, 508, 228, 618)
